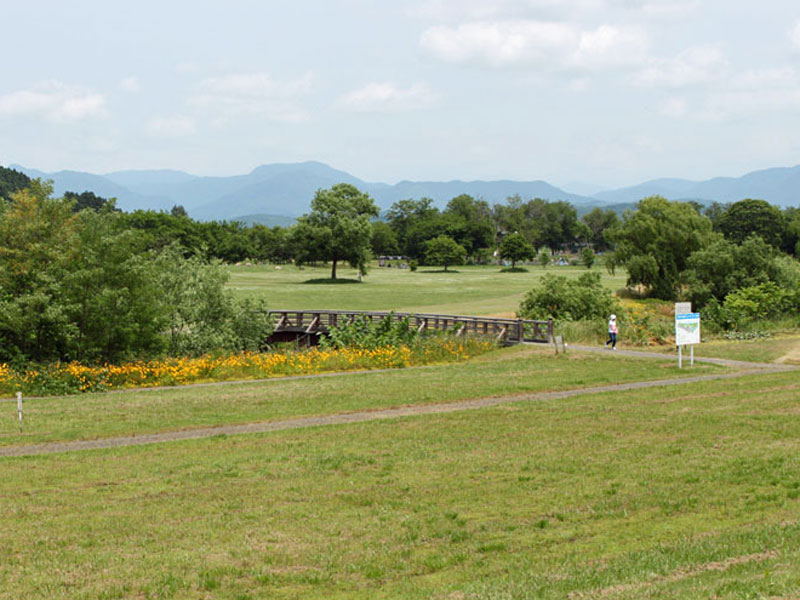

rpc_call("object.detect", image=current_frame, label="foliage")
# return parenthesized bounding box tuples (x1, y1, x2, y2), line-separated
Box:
(519, 272, 618, 321)
(685, 235, 800, 309)
(608, 196, 714, 300)
(64, 190, 118, 213)
(294, 183, 378, 279)
(718, 198, 786, 248)
(581, 207, 619, 252)
(153, 245, 273, 356)
(320, 314, 418, 350)
(370, 221, 400, 256)
(0, 182, 272, 363)
(580, 246, 596, 269)
(538, 248, 551, 267)
(0, 165, 31, 200)
(498, 232, 535, 268)
(722, 282, 794, 329)
(423, 234, 466, 271)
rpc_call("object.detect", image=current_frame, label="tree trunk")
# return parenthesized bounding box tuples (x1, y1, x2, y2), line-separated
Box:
(331, 259, 337, 280)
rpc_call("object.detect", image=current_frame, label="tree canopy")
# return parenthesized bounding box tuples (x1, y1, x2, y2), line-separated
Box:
(608, 196, 714, 300)
(294, 184, 378, 279)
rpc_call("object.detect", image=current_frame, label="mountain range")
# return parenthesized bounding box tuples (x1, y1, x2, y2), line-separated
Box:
(10, 161, 800, 223)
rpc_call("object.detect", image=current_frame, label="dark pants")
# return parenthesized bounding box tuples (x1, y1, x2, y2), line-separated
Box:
(605, 332, 617, 348)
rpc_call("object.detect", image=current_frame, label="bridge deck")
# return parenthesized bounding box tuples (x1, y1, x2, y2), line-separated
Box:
(268, 310, 553, 345)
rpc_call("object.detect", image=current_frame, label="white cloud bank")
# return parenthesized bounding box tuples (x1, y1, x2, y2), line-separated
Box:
(420, 20, 649, 71)
(339, 82, 438, 112)
(189, 72, 314, 123)
(0, 81, 106, 122)
(635, 44, 726, 87)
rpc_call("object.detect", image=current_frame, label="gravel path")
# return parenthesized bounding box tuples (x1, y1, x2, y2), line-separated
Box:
(2, 352, 792, 458)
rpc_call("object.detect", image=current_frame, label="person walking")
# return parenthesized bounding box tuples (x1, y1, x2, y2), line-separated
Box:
(605, 314, 618, 349)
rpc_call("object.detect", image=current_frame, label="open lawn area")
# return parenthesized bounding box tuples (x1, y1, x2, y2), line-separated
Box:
(0, 346, 719, 447)
(1, 347, 799, 599)
(227, 263, 628, 317)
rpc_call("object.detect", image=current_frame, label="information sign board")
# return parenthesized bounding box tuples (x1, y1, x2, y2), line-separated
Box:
(675, 313, 701, 346)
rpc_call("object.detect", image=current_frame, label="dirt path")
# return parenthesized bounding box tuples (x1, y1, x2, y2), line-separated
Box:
(1, 356, 792, 458)
(777, 338, 800, 365)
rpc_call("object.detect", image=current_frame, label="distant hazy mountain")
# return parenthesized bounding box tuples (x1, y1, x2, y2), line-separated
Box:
(9, 161, 800, 221)
(593, 166, 800, 207)
(365, 179, 594, 209)
(11, 161, 596, 219)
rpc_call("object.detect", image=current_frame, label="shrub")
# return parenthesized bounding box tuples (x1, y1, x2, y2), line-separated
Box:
(320, 314, 418, 350)
(519, 272, 618, 321)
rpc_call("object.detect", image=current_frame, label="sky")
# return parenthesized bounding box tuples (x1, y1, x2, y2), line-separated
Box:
(2, 0, 800, 190)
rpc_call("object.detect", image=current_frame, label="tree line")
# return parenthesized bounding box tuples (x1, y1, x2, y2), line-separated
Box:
(2, 165, 799, 354)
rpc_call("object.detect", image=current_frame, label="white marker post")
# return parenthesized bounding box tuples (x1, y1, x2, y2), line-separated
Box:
(16, 391, 22, 433)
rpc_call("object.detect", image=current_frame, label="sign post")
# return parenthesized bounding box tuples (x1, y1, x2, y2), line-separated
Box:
(675, 303, 700, 368)
(16, 391, 22, 433)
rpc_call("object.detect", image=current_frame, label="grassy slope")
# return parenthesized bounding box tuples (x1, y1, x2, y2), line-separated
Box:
(0, 346, 720, 447)
(0, 367, 798, 599)
(227, 263, 628, 316)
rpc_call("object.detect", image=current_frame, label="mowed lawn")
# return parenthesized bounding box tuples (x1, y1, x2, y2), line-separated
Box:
(227, 263, 628, 316)
(1, 350, 799, 598)
(0, 346, 717, 447)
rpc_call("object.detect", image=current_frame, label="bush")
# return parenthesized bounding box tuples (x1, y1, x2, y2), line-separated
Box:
(320, 314, 418, 350)
(519, 272, 618, 321)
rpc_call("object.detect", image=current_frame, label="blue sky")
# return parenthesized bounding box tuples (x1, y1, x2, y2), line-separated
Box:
(2, 0, 800, 189)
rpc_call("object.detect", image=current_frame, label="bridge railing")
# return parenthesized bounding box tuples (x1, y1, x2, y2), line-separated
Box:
(268, 310, 553, 344)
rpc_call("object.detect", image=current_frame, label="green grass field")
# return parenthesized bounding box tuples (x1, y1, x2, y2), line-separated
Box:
(1, 348, 798, 599)
(227, 263, 628, 316)
(3, 266, 799, 599)
(0, 346, 718, 447)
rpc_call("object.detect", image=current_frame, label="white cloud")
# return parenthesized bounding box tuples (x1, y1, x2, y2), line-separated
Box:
(119, 76, 140, 93)
(659, 97, 688, 118)
(416, 0, 694, 21)
(573, 25, 649, 70)
(189, 72, 313, 123)
(339, 82, 438, 112)
(635, 45, 726, 87)
(0, 81, 106, 122)
(421, 20, 648, 71)
(792, 20, 800, 50)
(147, 115, 197, 137)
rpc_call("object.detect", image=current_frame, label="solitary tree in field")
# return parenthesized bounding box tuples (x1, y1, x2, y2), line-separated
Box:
(424, 235, 466, 272)
(295, 183, 379, 280)
(499, 232, 535, 268)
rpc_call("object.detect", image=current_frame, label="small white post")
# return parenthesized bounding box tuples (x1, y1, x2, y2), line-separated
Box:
(678, 345, 682, 369)
(690, 344, 694, 367)
(16, 391, 22, 433)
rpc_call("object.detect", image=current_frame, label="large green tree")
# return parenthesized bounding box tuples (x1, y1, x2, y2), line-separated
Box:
(718, 199, 786, 248)
(424, 235, 466, 271)
(608, 196, 713, 300)
(498, 232, 535, 268)
(296, 184, 378, 279)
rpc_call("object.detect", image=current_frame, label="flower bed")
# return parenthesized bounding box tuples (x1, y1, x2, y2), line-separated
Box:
(0, 338, 495, 396)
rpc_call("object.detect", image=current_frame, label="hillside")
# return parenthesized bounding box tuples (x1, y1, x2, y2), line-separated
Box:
(8, 161, 800, 222)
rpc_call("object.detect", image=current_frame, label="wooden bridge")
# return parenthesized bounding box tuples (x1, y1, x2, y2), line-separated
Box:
(267, 310, 554, 345)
